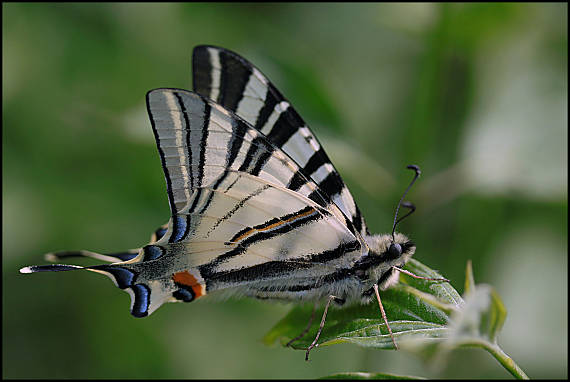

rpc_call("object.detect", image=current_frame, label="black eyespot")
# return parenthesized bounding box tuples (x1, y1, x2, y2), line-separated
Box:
(386, 243, 402, 260)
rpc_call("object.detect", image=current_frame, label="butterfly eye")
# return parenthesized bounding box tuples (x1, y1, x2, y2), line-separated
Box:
(387, 243, 402, 259)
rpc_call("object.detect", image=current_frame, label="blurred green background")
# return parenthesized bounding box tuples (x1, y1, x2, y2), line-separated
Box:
(3, 3, 567, 379)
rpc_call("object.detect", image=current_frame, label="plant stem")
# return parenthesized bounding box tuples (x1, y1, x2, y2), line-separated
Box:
(483, 342, 529, 380)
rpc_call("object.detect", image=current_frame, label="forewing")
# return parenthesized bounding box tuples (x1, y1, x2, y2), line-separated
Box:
(146, 88, 362, 241)
(192, 45, 369, 236)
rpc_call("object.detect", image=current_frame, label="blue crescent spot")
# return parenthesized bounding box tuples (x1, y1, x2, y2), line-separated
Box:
(143, 245, 164, 261)
(89, 266, 136, 289)
(172, 215, 188, 242)
(131, 284, 150, 318)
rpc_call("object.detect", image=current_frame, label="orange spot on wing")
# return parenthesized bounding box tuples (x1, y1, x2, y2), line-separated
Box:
(172, 271, 204, 298)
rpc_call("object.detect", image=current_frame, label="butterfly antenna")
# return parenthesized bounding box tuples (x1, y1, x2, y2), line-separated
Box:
(391, 165, 421, 243)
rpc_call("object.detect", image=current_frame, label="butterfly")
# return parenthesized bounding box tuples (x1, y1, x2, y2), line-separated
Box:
(20, 45, 447, 360)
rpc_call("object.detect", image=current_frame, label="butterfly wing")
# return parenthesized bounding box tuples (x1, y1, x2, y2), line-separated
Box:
(192, 45, 369, 237)
(74, 172, 363, 318)
(121, 89, 367, 315)
(156, 172, 363, 299)
(22, 88, 366, 318)
(147, 88, 360, 240)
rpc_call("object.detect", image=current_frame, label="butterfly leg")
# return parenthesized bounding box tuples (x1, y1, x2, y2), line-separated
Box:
(305, 295, 341, 361)
(373, 284, 398, 350)
(392, 266, 449, 282)
(286, 303, 317, 347)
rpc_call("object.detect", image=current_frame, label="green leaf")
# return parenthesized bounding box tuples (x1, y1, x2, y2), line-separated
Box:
(264, 259, 529, 379)
(421, 263, 527, 378)
(319, 371, 425, 380)
(447, 284, 506, 344)
(263, 259, 460, 350)
(395, 261, 526, 379)
(424, 259, 507, 349)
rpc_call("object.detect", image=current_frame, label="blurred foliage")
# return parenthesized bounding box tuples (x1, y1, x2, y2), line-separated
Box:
(320, 371, 424, 380)
(3, 3, 567, 379)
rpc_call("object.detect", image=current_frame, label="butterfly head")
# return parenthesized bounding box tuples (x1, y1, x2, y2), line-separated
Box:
(358, 233, 415, 289)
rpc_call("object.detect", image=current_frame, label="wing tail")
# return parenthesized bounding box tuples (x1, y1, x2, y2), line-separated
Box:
(19, 251, 153, 317)
(20, 264, 85, 273)
(20, 248, 207, 318)
(19, 261, 138, 300)
(43, 249, 140, 263)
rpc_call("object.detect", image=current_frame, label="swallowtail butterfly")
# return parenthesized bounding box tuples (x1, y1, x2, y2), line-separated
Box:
(20, 46, 447, 360)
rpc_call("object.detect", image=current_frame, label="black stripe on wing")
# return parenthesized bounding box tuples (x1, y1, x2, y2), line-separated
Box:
(146, 88, 359, 244)
(192, 45, 368, 236)
(199, 239, 361, 289)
